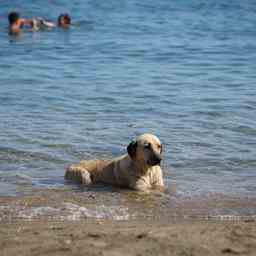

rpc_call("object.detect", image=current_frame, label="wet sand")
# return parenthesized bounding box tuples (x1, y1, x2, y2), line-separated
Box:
(1, 219, 256, 256)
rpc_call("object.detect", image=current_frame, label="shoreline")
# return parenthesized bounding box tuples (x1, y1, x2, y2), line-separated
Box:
(1, 187, 256, 222)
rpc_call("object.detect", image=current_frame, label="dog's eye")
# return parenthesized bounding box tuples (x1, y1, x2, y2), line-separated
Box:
(144, 143, 151, 149)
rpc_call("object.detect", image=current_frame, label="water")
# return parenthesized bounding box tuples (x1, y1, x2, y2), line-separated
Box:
(0, 0, 256, 219)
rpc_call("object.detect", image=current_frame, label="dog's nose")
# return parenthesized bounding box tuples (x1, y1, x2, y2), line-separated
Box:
(153, 154, 162, 165)
(156, 155, 162, 163)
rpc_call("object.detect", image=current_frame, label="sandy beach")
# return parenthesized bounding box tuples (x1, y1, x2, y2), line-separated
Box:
(1, 219, 256, 256)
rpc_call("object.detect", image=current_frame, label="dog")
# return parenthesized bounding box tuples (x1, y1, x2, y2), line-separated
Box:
(65, 133, 164, 192)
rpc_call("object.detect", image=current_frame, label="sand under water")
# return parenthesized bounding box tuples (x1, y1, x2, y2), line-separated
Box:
(0, 186, 256, 222)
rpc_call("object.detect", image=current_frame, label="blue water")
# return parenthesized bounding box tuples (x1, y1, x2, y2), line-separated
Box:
(0, 0, 256, 198)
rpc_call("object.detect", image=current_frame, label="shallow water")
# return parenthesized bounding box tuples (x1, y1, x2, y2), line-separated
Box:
(0, 0, 256, 219)
(0, 188, 256, 222)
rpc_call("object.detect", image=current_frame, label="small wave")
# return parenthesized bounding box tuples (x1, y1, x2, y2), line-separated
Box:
(206, 215, 256, 221)
(0, 203, 131, 221)
(0, 146, 65, 164)
(0, 172, 32, 185)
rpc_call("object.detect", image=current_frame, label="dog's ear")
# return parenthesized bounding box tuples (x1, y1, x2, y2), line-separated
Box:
(127, 140, 137, 159)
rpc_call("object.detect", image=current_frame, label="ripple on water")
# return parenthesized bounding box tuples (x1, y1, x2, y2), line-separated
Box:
(0, 189, 256, 222)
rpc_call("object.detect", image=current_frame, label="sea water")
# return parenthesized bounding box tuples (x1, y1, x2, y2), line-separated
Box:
(0, 0, 256, 219)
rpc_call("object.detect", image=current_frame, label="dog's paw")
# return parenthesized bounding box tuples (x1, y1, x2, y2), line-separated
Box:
(65, 165, 92, 185)
(80, 170, 92, 185)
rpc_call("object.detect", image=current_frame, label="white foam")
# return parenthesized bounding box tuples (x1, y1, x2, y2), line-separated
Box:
(0, 203, 130, 221)
(206, 215, 256, 221)
(17, 206, 60, 219)
(61, 202, 130, 221)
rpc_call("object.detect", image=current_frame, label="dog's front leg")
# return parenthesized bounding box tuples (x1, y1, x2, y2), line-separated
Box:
(65, 165, 92, 185)
(130, 179, 150, 193)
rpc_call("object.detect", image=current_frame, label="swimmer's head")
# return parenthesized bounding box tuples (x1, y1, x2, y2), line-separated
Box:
(8, 11, 20, 25)
(57, 13, 71, 28)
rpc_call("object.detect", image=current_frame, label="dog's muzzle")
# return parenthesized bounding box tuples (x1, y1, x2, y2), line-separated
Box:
(147, 154, 162, 166)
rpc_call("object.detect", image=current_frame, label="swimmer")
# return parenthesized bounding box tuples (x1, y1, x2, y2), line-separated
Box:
(8, 11, 71, 34)
(32, 14, 71, 30)
(57, 14, 71, 28)
(8, 11, 34, 34)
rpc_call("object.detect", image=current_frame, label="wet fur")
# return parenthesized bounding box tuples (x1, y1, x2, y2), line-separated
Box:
(65, 134, 164, 192)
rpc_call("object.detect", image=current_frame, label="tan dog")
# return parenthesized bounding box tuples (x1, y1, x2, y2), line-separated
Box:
(65, 134, 164, 192)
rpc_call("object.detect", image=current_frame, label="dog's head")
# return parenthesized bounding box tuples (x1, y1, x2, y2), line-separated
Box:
(127, 133, 163, 167)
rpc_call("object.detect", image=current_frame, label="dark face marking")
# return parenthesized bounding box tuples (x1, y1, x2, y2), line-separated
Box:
(144, 142, 162, 166)
(147, 151, 162, 166)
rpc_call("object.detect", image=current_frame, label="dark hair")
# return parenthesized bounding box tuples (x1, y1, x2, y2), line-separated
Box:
(57, 13, 71, 26)
(8, 11, 20, 25)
